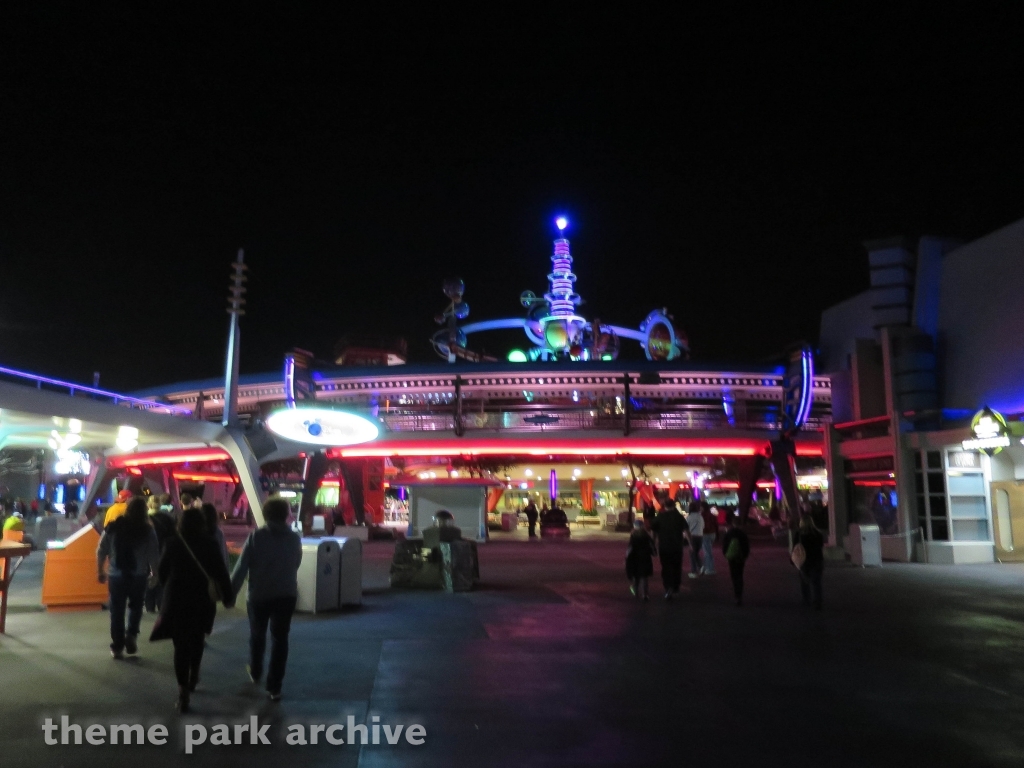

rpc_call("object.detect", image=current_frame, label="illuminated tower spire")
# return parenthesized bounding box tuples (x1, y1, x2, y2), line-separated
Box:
(545, 217, 580, 319)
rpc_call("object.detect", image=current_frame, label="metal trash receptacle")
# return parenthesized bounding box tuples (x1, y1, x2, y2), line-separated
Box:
(848, 524, 882, 567)
(316, 536, 363, 606)
(297, 538, 341, 613)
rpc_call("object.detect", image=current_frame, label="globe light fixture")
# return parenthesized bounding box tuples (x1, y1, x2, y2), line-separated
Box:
(555, 216, 568, 231)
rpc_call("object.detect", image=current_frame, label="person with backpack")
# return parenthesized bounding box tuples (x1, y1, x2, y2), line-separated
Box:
(793, 514, 825, 610)
(153, 506, 234, 713)
(651, 499, 685, 599)
(625, 518, 655, 601)
(97, 498, 160, 658)
(721, 514, 750, 606)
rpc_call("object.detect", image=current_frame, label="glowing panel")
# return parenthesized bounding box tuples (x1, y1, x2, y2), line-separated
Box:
(266, 407, 379, 446)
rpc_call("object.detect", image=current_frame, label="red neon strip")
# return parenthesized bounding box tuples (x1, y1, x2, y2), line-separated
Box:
(172, 472, 239, 484)
(705, 481, 740, 490)
(320, 479, 340, 487)
(108, 449, 232, 468)
(328, 438, 823, 459)
(852, 480, 894, 487)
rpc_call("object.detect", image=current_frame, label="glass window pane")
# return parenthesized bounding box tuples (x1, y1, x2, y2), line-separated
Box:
(950, 497, 987, 520)
(931, 519, 949, 541)
(914, 474, 924, 494)
(930, 495, 947, 520)
(952, 519, 989, 541)
(916, 494, 928, 520)
(927, 472, 945, 494)
(914, 451, 923, 469)
(948, 474, 985, 497)
(927, 451, 942, 469)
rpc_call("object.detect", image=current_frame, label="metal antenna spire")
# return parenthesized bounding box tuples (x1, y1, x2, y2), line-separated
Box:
(223, 248, 247, 427)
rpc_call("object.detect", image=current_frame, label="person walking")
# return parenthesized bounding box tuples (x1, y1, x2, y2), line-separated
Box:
(721, 514, 750, 606)
(97, 497, 160, 658)
(231, 498, 303, 702)
(103, 489, 132, 527)
(651, 499, 685, 599)
(524, 500, 538, 539)
(154, 506, 234, 713)
(701, 503, 719, 575)
(202, 504, 231, 572)
(625, 518, 655, 601)
(793, 514, 825, 610)
(144, 496, 177, 613)
(685, 501, 705, 578)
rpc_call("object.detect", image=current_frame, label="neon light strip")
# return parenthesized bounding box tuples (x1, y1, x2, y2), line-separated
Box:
(460, 318, 528, 335)
(328, 438, 823, 459)
(108, 449, 232, 468)
(795, 347, 814, 427)
(173, 472, 239, 483)
(0, 364, 193, 414)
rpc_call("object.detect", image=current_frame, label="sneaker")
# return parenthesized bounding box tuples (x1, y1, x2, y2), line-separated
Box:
(246, 665, 261, 685)
(629, 585, 636, 597)
(688, 572, 698, 579)
(267, 691, 281, 702)
(110, 648, 124, 660)
(124, 635, 137, 655)
(664, 592, 672, 601)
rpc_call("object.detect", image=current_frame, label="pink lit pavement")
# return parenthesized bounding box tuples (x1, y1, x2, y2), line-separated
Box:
(3, 537, 1024, 767)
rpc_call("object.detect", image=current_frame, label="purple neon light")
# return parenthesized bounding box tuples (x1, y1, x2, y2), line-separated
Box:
(284, 355, 296, 408)
(550, 469, 557, 501)
(0, 365, 192, 415)
(795, 347, 814, 427)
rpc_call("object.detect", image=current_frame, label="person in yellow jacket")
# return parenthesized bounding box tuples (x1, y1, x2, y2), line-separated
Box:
(3, 512, 24, 531)
(103, 490, 133, 527)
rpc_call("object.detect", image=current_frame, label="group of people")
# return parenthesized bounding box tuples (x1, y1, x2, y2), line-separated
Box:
(95, 491, 303, 713)
(625, 496, 825, 608)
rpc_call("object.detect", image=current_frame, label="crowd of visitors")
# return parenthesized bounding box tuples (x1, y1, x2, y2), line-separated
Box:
(94, 490, 303, 713)
(627, 495, 826, 609)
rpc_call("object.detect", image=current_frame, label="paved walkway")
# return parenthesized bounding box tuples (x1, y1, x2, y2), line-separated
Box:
(2, 538, 1024, 767)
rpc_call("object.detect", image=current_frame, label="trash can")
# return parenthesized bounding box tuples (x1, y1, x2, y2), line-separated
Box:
(848, 524, 882, 567)
(334, 537, 362, 607)
(297, 538, 341, 613)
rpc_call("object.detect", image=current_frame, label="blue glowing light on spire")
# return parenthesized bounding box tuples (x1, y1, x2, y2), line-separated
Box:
(555, 216, 568, 231)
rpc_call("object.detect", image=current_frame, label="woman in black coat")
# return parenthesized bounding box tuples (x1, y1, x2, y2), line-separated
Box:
(625, 518, 655, 601)
(155, 506, 234, 713)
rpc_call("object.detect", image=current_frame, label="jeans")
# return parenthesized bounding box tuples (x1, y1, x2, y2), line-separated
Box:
(248, 596, 297, 694)
(728, 559, 745, 603)
(701, 534, 716, 574)
(689, 536, 703, 573)
(108, 574, 147, 652)
(659, 550, 682, 592)
(144, 582, 163, 613)
(172, 630, 206, 688)
(800, 563, 823, 609)
(528, 519, 536, 537)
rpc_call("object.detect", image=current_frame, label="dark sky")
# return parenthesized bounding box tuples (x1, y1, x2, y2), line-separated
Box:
(2, 6, 1023, 391)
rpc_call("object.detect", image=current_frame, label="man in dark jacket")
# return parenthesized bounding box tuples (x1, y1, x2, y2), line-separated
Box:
(145, 498, 178, 613)
(231, 498, 303, 701)
(794, 514, 825, 610)
(721, 514, 751, 606)
(651, 500, 685, 599)
(524, 501, 538, 538)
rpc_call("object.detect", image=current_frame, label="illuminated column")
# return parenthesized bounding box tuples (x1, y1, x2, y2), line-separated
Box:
(544, 222, 580, 320)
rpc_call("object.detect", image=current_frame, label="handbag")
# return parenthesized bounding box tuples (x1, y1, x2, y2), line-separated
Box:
(725, 538, 742, 561)
(179, 534, 223, 602)
(791, 542, 807, 569)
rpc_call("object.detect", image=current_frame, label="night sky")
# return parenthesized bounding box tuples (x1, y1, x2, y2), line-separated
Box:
(2, 6, 1023, 392)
